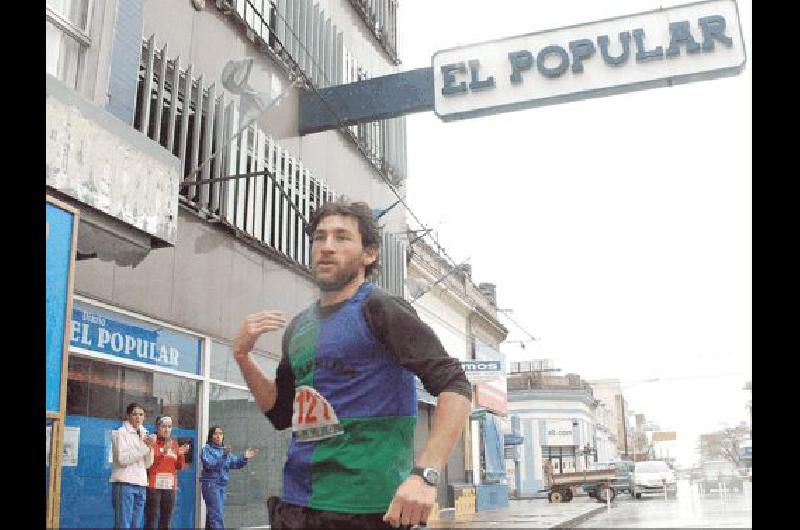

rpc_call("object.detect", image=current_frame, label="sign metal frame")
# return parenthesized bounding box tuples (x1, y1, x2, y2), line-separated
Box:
(432, 0, 746, 122)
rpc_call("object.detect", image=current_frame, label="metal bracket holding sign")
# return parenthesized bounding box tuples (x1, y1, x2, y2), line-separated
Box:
(46, 195, 80, 529)
(298, 0, 745, 134)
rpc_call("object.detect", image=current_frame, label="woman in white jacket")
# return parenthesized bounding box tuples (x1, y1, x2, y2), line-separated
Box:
(110, 403, 155, 529)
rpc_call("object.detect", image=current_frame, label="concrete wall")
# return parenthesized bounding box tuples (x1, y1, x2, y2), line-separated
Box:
(74, 207, 317, 356)
(46, 75, 180, 246)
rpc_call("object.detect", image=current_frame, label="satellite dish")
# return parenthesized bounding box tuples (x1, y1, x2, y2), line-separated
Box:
(405, 277, 427, 300)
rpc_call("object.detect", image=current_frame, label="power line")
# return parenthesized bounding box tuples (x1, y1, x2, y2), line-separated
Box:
(496, 310, 539, 343)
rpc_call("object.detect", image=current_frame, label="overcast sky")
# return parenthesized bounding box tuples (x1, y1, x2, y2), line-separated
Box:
(398, 0, 751, 466)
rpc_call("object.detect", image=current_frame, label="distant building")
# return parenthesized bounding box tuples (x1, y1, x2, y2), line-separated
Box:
(406, 238, 508, 509)
(585, 379, 628, 459)
(506, 370, 601, 497)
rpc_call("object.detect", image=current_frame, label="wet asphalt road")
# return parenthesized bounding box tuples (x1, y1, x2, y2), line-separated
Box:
(577, 479, 752, 528)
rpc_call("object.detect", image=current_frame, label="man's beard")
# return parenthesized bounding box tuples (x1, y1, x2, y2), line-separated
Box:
(313, 261, 361, 292)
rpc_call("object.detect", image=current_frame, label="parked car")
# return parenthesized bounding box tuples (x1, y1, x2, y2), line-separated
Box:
(697, 460, 744, 493)
(631, 460, 678, 499)
(587, 460, 635, 495)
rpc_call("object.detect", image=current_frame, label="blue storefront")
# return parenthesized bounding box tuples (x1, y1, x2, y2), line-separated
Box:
(59, 298, 204, 528)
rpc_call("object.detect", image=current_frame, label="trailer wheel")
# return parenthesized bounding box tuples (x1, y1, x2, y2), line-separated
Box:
(548, 489, 565, 503)
(597, 485, 616, 503)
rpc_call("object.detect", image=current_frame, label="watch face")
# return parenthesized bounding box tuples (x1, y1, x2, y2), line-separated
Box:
(424, 468, 440, 485)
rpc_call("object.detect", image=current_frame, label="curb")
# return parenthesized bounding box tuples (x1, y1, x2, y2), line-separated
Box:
(552, 504, 608, 528)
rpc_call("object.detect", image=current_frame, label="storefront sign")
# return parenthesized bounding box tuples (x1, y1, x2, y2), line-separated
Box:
(546, 420, 575, 446)
(70, 300, 202, 375)
(46, 200, 78, 415)
(461, 360, 503, 384)
(433, 0, 745, 121)
(476, 383, 508, 415)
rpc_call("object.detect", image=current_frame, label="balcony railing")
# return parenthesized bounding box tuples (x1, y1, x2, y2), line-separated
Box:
(131, 34, 406, 296)
(217, 0, 408, 186)
(347, 0, 400, 65)
(133, 35, 336, 269)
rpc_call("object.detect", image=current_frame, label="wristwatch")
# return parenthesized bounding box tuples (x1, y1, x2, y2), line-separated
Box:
(411, 466, 440, 487)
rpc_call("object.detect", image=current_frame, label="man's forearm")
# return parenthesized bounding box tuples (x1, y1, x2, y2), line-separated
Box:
(235, 353, 278, 413)
(416, 391, 472, 469)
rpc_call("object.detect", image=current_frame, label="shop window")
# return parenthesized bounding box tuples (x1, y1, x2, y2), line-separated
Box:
(542, 445, 577, 475)
(209, 383, 291, 528)
(66, 356, 198, 429)
(61, 355, 199, 528)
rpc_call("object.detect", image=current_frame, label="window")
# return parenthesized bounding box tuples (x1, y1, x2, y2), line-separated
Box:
(542, 446, 577, 474)
(46, 0, 92, 89)
(66, 356, 198, 430)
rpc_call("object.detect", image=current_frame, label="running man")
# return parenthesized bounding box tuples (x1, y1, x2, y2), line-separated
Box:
(233, 200, 472, 528)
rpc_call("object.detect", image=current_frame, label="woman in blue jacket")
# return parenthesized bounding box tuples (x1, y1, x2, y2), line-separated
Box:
(200, 425, 259, 529)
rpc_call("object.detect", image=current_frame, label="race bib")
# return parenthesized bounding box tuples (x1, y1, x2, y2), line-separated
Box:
(292, 386, 344, 442)
(154, 472, 174, 490)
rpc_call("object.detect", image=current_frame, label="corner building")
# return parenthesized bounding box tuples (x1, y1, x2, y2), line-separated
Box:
(47, 0, 409, 527)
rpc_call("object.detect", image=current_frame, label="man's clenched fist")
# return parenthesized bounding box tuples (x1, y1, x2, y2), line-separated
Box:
(383, 475, 436, 528)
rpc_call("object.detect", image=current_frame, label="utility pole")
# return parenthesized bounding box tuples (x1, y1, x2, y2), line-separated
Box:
(621, 399, 629, 459)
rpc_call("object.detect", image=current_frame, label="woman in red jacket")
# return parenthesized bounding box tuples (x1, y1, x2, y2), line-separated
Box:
(145, 416, 190, 529)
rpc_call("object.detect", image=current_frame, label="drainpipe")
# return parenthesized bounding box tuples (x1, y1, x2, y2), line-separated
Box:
(464, 309, 479, 484)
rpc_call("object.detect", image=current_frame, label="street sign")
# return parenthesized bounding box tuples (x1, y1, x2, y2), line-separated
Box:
(433, 0, 746, 121)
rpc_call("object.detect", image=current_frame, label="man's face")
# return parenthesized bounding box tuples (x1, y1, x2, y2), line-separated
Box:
(128, 408, 145, 429)
(311, 215, 377, 292)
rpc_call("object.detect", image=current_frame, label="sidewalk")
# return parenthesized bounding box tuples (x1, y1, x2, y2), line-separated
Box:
(426, 497, 608, 529)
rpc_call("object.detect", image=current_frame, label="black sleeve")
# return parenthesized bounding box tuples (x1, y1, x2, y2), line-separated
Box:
(363, 289, 472, 401)
(264, 315, 299, 430)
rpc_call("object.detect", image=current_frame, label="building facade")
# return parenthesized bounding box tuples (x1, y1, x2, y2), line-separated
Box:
(406, 239, 508, 511)
(47, 0, 413, 527)
(506, 371, 600, 497)
(586, 378, 629, 461)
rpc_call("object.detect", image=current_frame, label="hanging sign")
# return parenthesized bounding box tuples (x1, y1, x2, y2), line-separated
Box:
(433, 0, 746, 121)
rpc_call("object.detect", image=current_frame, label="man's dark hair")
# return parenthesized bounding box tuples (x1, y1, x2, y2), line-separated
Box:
(307, 199, 381, 278)
(126, 402, 144, 415)
(207, 425, 224, 443)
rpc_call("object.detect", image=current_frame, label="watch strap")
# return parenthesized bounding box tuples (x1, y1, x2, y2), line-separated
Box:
(411, 466, 438, 486)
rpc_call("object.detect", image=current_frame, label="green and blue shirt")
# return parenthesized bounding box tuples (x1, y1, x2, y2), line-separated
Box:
(265, 281, 471, 513)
